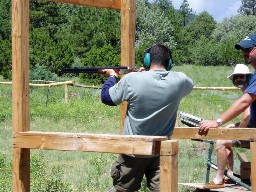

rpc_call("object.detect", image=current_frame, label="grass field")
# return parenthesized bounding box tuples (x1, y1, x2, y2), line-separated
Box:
(0, 65, 251, 191)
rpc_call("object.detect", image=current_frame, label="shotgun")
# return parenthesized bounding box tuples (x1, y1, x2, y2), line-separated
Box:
(62, 66, 137, 75)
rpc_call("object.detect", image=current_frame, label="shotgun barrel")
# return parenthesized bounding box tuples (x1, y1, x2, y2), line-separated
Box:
(62, 66, 135, 74)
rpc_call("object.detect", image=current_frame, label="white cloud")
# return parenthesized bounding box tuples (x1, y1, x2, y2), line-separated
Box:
(215, 1, 241, 22)
(187, 0, 206, 13)
(171, 0, 241, 23)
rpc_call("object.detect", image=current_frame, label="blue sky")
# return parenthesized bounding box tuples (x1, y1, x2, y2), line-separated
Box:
(171, 0, 242, 23)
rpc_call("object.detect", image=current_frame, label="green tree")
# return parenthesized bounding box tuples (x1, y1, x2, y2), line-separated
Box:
(30, 0, 74, 75)
(182, 12, 216, 43)
(216, 37, 242, 66)
(136, 0, 175, 48)
(210, 15, 256, 65)
(179, 0, 194, 26)
(30, 0, 67, 36)
(238, 0, 256, 15)
(79, 44, 120, 85)
(176, 12, 216, 65)
(0, 0, 11, 40)
(30, 64, 59, 81)
(0, 39, 12, 79)
(0, 0, 11, 79)
(151, 0, 183, 47)
(29, 1, 121, 77)
(189, 36, 219, 66)
(135, 0, 176, 66)
(188, 36, 241, 66)
(152, 0, 185, 65)
(151, 0, 173, 11)
(211, 15, 256, 43)
(62, 6, 121, 57)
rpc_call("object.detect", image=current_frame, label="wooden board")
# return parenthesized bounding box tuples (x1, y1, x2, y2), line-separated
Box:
(12, 0, 30, 191)
(49, 0, 121, 10)
(179, 183, 251, 192)
(172, 127, 256, 140)
(13, 131, 167, 155)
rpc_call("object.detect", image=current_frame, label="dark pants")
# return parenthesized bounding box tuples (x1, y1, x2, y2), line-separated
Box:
(111, 154, 160, 192)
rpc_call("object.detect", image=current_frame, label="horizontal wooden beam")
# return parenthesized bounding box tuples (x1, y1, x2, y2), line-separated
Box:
(193, 86, 239, 91)
(172, 127, 256, 141)
(49, 0, 121, 10)
(0, 80, 74, 87)
(13, 131, 167, 155)
(29, 80, 74, 87)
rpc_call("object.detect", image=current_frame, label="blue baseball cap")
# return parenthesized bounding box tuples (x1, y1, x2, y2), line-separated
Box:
(235, 34, 256, 50)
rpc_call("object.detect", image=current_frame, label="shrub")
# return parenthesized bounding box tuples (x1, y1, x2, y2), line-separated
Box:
(0, 153, 12, 191)
(30, 64, 59, 81)
(0, 152, 73, 192)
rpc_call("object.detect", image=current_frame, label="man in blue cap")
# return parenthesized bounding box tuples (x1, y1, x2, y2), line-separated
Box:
(235, 34, 256, 50)
(199, 34, 256, 189)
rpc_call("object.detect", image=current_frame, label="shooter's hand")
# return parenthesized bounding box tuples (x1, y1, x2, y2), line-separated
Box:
(198, 120, 219, 134)
(139, 67, 146, 72)
(101, 69, 118, 78)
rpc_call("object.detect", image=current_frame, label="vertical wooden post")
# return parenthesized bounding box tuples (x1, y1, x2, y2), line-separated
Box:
(250, 142, 256, 191)
(160, 140, 179, 192)
(12, 0, 30, 191)
(120, 0, 136, 132)
(64, 83, 69, 103)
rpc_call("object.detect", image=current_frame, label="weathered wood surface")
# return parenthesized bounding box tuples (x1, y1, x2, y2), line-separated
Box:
(160, 140, 179, 192)
(193, 86, 240, 91)
(172, 127, 256, 141)
(120, 0, 136, 132)
(12, 0, 30, 191)
(13, 131, 167, 155)
(120, 0, 136, 67)
(0, 80, 74, 87)
(0, 82, 12, 84)
(73, 84, 101, 89)
(29, 80, 74, 87)
(251, 142, 256, 191)
(49, 0, 121, 10)
(179, 183, 251, 192)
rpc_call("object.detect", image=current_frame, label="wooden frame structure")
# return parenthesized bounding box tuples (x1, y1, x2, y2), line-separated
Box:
(11, 0, 256, 192)
(12, 0, 178, 191)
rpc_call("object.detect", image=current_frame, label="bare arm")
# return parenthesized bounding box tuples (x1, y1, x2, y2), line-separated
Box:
(239, 106, 250, 128)
(199, 93, 256, 133)
(227, 106, 250, 128)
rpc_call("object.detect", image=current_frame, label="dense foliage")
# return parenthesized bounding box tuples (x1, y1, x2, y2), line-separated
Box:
(0, 0, 256, 83)
(239, 0, 256, 15)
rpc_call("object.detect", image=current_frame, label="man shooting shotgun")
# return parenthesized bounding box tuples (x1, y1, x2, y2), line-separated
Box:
(62, 66, 137, 75)
(101, 43, 193, 192)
